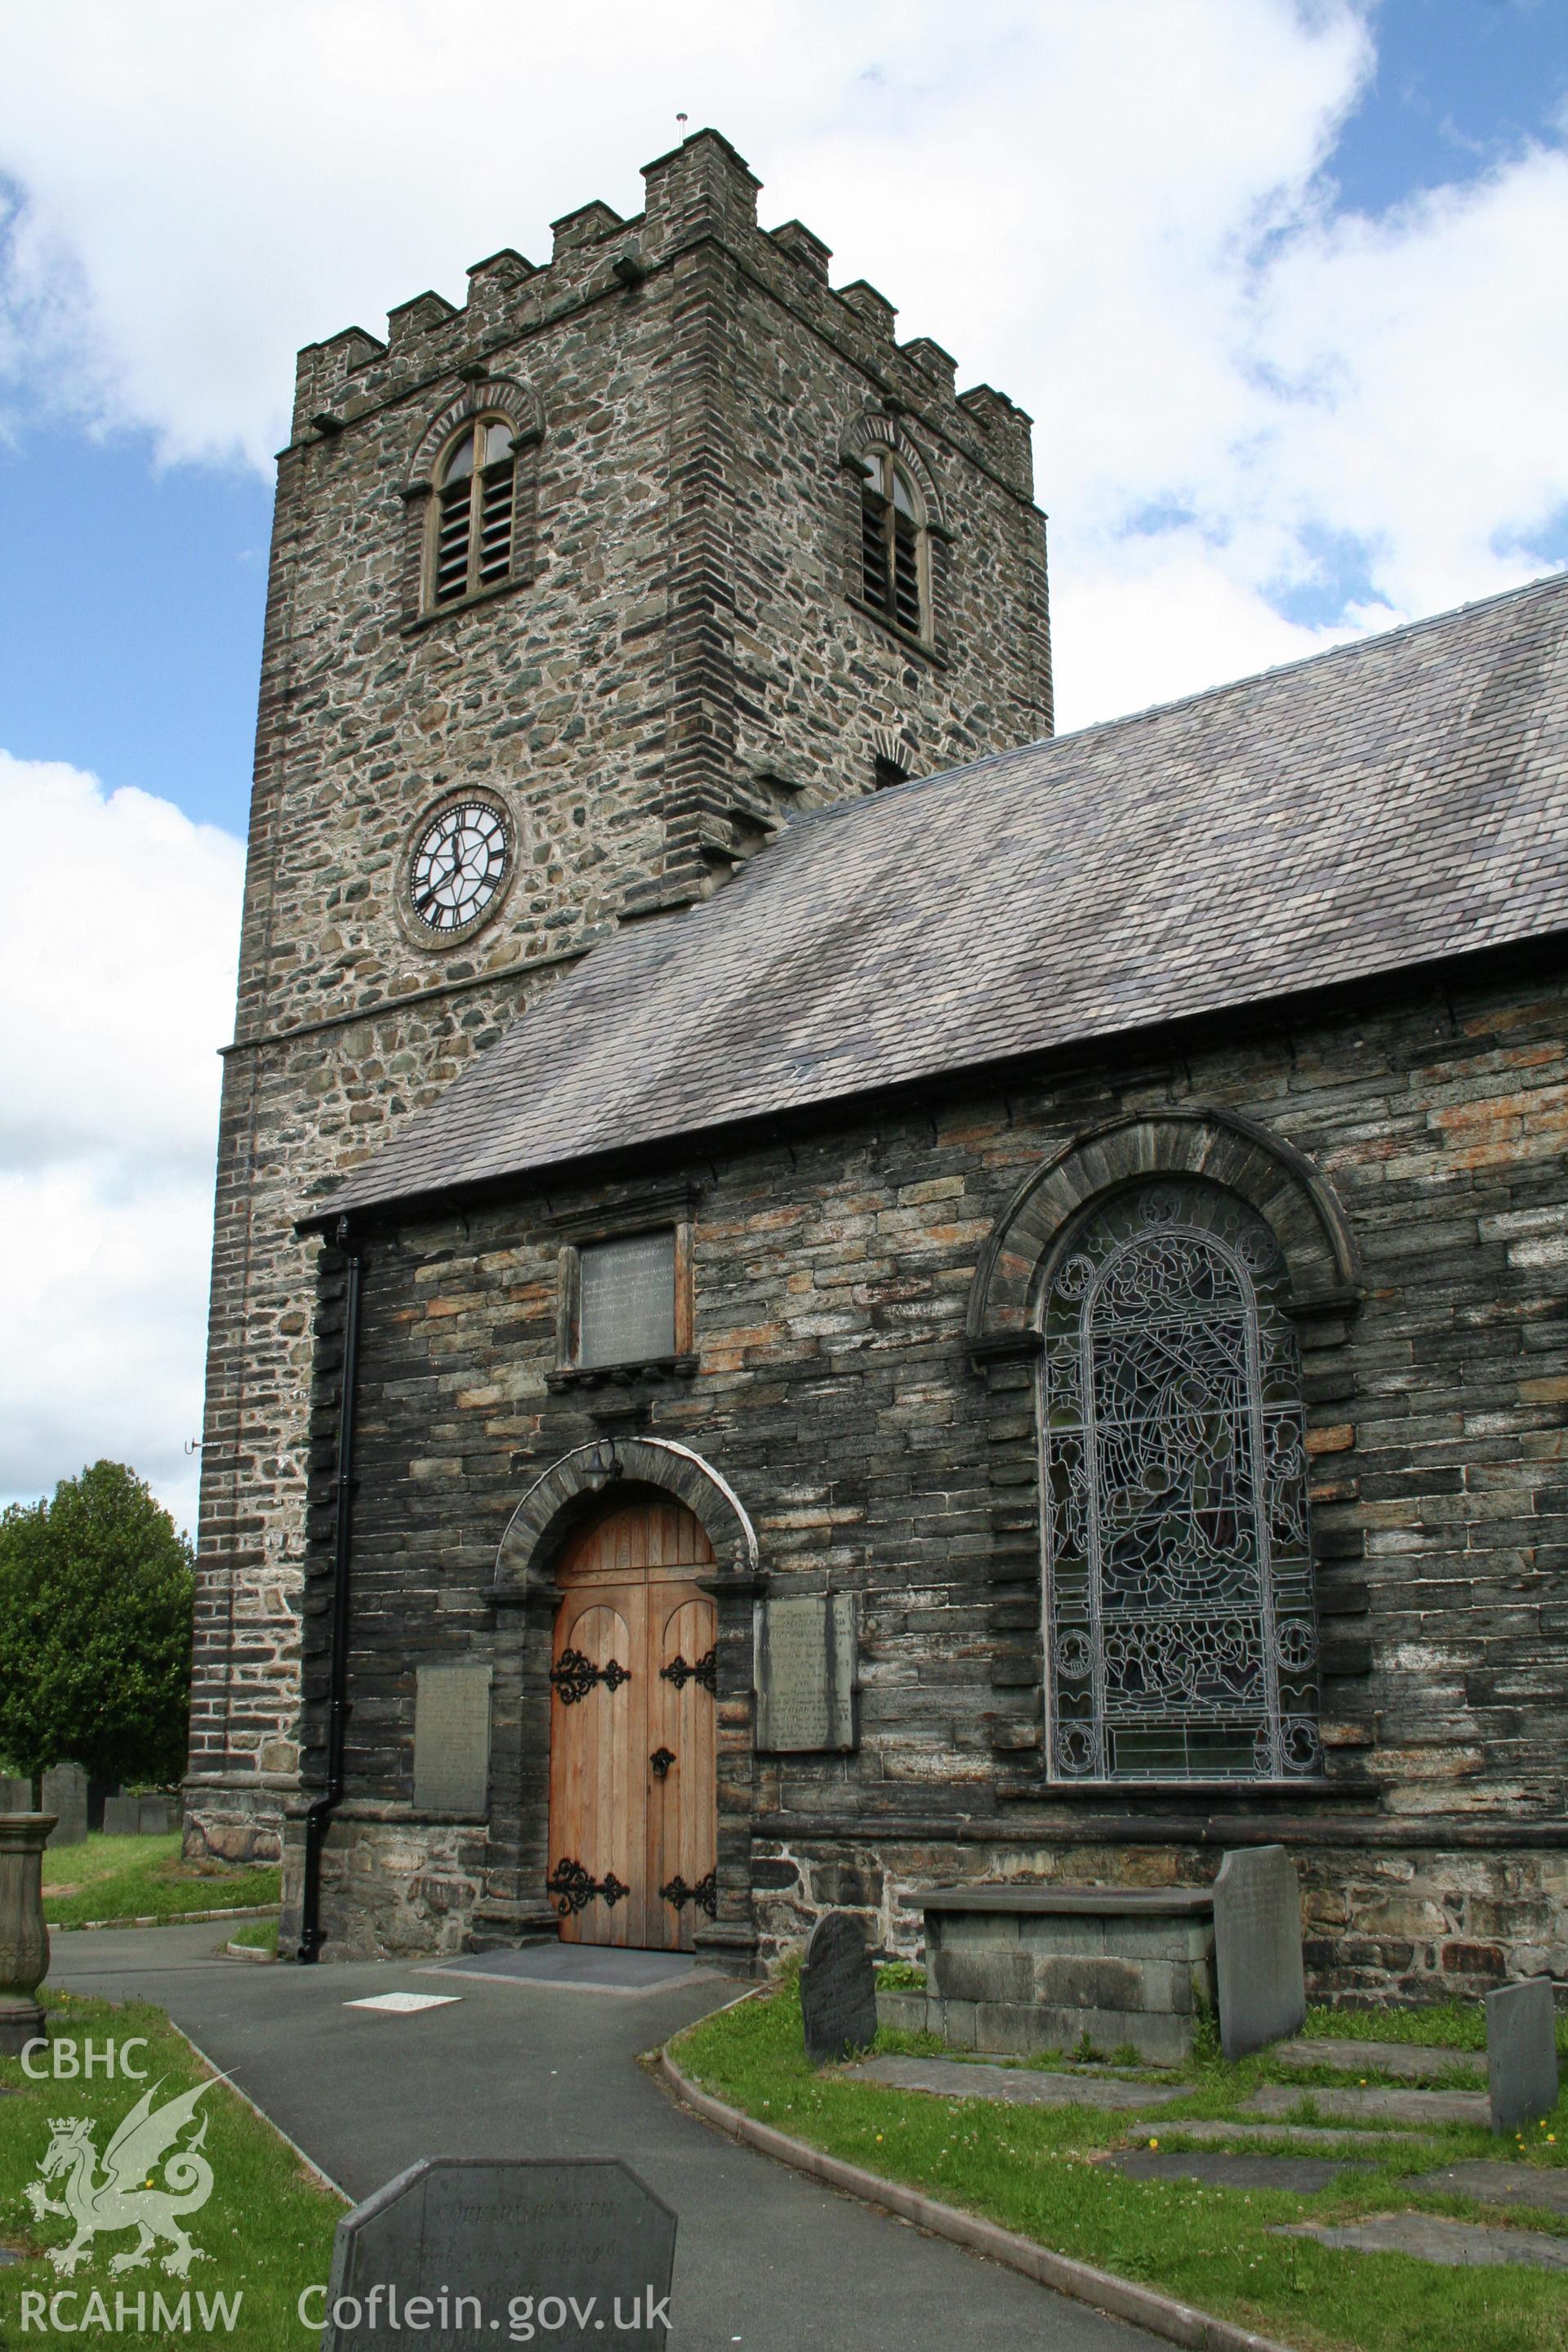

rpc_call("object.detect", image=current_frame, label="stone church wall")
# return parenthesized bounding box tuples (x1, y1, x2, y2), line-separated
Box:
(189, 129, 1053, 1861)
(292, 947, 1568, 1996)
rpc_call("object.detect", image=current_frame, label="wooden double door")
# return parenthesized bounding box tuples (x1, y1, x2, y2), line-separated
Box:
(546, 1492, 717, 1950)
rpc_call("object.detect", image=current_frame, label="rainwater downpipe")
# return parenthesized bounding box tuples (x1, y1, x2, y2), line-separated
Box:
(297, 1214, 361, 1962)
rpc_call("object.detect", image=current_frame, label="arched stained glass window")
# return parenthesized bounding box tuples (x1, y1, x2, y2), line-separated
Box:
(428, 415, 519, 608)
(1040, 1180, 1320, 1783)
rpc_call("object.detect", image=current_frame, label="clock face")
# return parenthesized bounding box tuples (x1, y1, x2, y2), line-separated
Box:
(408, 800, 511, 936)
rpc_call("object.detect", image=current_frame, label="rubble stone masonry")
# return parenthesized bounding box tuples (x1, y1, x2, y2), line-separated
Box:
(187, 129, 1053, 1861)
(292, 951, 1568, 1997)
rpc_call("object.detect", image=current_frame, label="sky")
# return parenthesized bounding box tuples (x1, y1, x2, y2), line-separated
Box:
(1, 0, 1566, 1532)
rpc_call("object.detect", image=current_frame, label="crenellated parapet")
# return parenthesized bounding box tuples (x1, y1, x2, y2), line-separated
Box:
(287, 126, 1037, 502)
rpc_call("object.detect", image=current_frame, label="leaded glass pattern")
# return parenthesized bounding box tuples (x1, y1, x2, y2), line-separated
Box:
(1040, 1179, 1320, 1782)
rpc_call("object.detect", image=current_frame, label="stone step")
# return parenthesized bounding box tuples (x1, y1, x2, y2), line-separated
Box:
(1272, 2035, 1483, 2083)
(1128, 2118, 1442, 2151)
(851, 2055, 1187, 2111)
(1245, 2082, 1490, 2127)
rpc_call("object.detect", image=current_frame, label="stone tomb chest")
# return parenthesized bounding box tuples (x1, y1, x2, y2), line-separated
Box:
(920, 1885, 1218, 2065)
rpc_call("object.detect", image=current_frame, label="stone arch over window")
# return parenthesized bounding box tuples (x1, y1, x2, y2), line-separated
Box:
(400, 376, 543, 626)
(967, 1109, 1363, 1789)
(841, 412, 946, 647)
(494, 1437, 759, 1596)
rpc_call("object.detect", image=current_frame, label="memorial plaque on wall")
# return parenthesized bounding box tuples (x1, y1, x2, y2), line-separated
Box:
(578, 1232, 676, 1367)
(414, 1666, 492, 1815)
(754, 1593, 858, 1753)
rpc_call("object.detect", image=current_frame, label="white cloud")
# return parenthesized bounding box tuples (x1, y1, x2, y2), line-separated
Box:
(1, 3, 1565, 727)
(0, 753, 243, 1531)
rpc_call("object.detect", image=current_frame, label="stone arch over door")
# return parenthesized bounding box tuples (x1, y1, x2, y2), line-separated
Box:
(495, 1436, 758, 1594)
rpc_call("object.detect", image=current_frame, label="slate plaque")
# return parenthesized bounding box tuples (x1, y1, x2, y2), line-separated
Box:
(754, 1593, 858, 1753)
(1213, 1844, 1306, 2060)
(1486, 1979, 1560, 2134)
(578, 1232, 675, 1368)
(800, 1910, 879, 2065)
(321, 2157, 676, 2350)
(41, 1766, 87, 1848)
(414, 1668, 493, 1816)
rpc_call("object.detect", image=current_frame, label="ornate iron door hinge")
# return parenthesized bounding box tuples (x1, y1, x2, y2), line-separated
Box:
(550, 1648, 632, 1704)
(649, 1747, 676, 1780)
(659, 1646, 716, 1695)
(659, 1869, 716, 1918)
(547, 1856, 630, 1916)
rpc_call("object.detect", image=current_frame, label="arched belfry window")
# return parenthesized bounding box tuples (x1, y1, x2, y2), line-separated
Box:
(1040, 1179, 1320, 1784)
(429, 415, 519, 608)
(859, 451, 928, 639)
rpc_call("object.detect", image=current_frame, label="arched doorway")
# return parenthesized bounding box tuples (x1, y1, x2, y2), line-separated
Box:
(546, 1488, 717, 1949)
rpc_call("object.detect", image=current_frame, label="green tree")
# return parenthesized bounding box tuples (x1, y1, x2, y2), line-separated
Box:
(0, 1461, 194, 1788)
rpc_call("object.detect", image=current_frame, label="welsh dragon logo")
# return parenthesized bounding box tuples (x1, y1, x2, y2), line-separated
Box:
(24, 2077, 216, 2278)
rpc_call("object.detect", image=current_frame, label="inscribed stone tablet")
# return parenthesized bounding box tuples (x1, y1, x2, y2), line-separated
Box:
(579, 1232, 675, 1368)
(101, 1795, 140, 1838)
(320, 2157, 676, 2350)
(414, 1667, 493, 1816)
(1486, 1979, 1560, 2134)
(41, 1766, 87, 1848)
(1213, 1845, 1305, 2060)
(800, 1910, 879, 2064)
(754, 1593, 857, 1753)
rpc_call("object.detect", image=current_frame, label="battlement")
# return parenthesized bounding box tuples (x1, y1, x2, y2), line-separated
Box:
(288, 127, 1036, 499)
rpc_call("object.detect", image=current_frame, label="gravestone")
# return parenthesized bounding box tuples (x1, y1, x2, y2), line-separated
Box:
(800, 1909, 878, 2064)
(413, 1667, 493, 1815)
(0, 1779, 31, 1814)
(1486, 1978, 1560, 2134)
(320, 2157, 676, 2349)
(754, 1593, 857, 1752)
(41, 1766, 87, 1848)
(101, 1795, 141, 1837)
(137, 1795, 172, 1836)
(1212, 1844, 1305, 2060)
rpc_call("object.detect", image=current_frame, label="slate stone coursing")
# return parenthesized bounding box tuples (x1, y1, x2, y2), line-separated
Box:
(189, 128, 1051, 1862)
(285, 948, 1568, 1986)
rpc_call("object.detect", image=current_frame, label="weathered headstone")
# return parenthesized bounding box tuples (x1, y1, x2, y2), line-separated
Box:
(41, 1766, 87, 1848)
(754, 1593, 858, 1753)
(800, 1909, 878, 2064)
(320, 2157, 676, 2350)
(137, 1795, 172, 1836)
(413, 1667, 493, 1815)
(1213, 1844, 1306, 2060)
(102, 1795, 141, 1837)
(1486, 1978, 1560, 2134)
(0, 1779, 32, 1814)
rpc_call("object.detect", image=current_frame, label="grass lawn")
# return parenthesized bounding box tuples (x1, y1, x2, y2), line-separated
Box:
(671, 1975, 1568, 2352)
(226, 1920, 280, 1956)
(43, 1833, 281, 1930)
(0, 1989, 343, 2345)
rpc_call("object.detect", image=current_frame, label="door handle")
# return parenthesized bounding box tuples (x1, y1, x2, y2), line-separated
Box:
(650, 1747, 676, 1780)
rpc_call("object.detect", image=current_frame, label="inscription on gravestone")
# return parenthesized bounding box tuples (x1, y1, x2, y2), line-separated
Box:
(800, 1909, 879, 2065)
(578, 1232, 675, 1368)
(41, 1766, 87, 1850)
(321, 2157, 676, 2350)
(414, 1668, 493, 1816)
(1213, 1844, 1306, 2060)
(754, 1594, 858, 1753)
(1486, 1979, 1560, 2135)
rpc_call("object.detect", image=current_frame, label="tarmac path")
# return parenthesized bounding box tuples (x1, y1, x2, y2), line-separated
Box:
(47, 1922, 1165, 2352)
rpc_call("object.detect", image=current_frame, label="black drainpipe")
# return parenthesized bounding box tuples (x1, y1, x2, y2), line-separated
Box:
(297, 1214, 362, 1963)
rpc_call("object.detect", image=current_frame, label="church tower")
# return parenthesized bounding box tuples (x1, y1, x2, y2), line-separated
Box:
(185, 127, 1054, 1863)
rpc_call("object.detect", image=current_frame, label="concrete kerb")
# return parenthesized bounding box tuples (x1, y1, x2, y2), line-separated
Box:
(50, 1904, 279, 1936)
(164, 2016, 350, 2204)
(657, 2048, 1300, 2352)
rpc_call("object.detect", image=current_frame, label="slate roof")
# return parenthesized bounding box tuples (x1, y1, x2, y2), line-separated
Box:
(322, 571, 1568, 1223)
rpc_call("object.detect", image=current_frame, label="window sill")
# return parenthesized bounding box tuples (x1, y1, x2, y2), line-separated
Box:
(845, 595, 948, 670)
(546, 1352, 699, 1393)
(995, 1775, 1378, 1805)
(403, 569, 533, 635)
